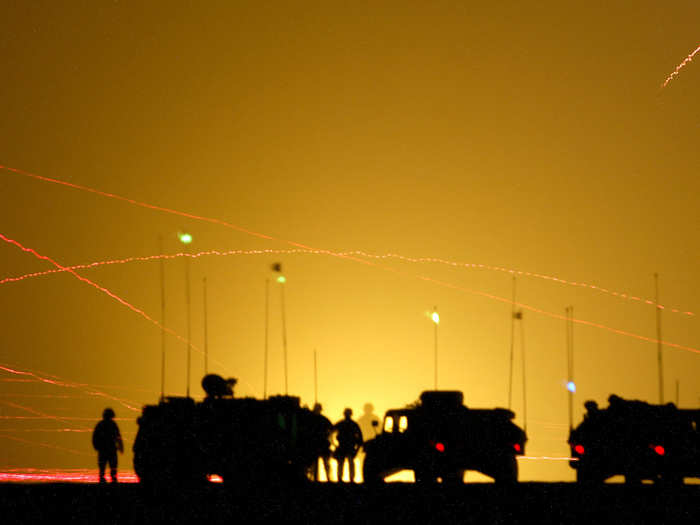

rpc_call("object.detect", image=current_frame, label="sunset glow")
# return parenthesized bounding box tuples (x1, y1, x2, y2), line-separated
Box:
(0, 2, 697, 485)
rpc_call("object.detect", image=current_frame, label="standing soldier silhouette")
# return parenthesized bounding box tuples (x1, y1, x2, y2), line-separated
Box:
(92, 408, 123, 483)
(311, 403, 333, 481)
(333, 408, 363, 483)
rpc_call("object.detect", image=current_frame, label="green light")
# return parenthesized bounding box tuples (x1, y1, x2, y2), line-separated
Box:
(431, 312, 440, 325)
(277, 276, 286, 284)
(178, 232, 193, 244)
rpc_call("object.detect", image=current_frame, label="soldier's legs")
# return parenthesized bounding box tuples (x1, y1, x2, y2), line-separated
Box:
(107, 452, 118, 482)
(348, 455, 355, 483)
(97, 454, 107, 483)
(336, 448, 350, 482)
(334, 457, 342, 482)
(322, 455, 331, 482)
(338, 455, 355, 482)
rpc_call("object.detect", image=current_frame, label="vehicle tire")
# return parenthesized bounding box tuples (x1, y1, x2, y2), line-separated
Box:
(576, 465, 603, 485)
(362, 454, 384, 485)
(493, 456, 518, 485)
(624, 473, 642, 486)
(414, 466, 437, 484)
(659, 473, 683, 487)
(443, 470, 463, 485)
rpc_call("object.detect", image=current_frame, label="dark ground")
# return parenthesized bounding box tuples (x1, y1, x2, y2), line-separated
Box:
(1, 482, 699, 525)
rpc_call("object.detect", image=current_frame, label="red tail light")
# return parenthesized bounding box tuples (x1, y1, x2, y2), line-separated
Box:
(435, 442, 445, 452)
(652, 445, 665, 456)
(513, 443, 521, 453)
(574, 444, 585, 455)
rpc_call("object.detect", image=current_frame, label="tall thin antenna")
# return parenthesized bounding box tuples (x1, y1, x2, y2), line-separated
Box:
(264, 278, 269, 400)
(185, 257, 191, 398)
(314, 349, 318, 406)
(159, 235, 166, 401)
(433, 306, 438, 390)
(566, 306, 574, 430)
(508, 276, 516, 409)
(655, 273, 664, 404)
(280, 279, 288, 395)
(519, 310, 527, 434)
(203, 277, 208, 376)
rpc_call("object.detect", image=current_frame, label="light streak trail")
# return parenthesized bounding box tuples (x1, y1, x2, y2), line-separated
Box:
(347, 252, 695, 316)
(0, 428, 92, 433)
(2, 249, 694, 317)
(0, 428, 135, 435)
(0, 393, 114, 399)
(0, 363, 141, 413)
(0, 357, 257, 404)
(0, 380, 142, 408)
(0, 400, 90, 430)
(0, 234, 293, 398)
(0, 376, 158, 394)
(0, 164, 373, 268)
(0, 428, 134, 434)
(0, 433, 92, 457)
(410, 273, 700, 355)
(0, 468, 139, 483)
(1, 165, 696, 355)
(0, 233, 224, 377)
(662, 44, 700, 88)
(0, 363, 156, 394)
(518, 456, 577, 462)
(0, 249, 310, 285)
(5, 243, 694, 354)
(0, 416, 130, 421)
(0, 364, 76, 389)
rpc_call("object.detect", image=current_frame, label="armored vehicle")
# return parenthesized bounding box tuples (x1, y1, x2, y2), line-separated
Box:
(362, 391, 527, 484)
(568, 395, 700, 485)
(133, 374, 330, 487)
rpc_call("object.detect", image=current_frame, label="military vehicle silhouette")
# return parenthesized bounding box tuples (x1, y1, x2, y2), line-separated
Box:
(362, 391, 527, 484)
(568, 395, 700, 485)
(133, 374, 330, 487)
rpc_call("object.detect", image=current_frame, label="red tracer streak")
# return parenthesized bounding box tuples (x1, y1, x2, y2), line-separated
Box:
(662, 44, 700, 88)
(0, 232, 201, 359)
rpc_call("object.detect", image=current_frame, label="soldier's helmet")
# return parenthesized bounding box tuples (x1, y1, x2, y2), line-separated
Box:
(584, 400, 599, 412)
(103, 408, 115, 420)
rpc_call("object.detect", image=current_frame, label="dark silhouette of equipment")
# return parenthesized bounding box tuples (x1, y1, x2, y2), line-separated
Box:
(568, 395, 700, 485)
(201, 374, 237, 398)
(363, 391, 527, 484)
(133, 374, 331, 488)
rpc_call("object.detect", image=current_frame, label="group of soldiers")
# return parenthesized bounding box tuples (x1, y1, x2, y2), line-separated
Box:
(92, 403, 367, 484)
(311, 404, 364, 483)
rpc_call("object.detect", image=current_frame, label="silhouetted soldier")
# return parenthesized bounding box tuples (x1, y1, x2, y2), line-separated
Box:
(584, 400, 599, 420)
(92, 408, 123, 483)
(333, 408, 363, 483)
(311, 403, 332, 481)
(357, 402, 381, 442)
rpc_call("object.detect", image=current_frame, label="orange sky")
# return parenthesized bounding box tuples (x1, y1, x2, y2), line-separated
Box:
(0, 2, 698, 482)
